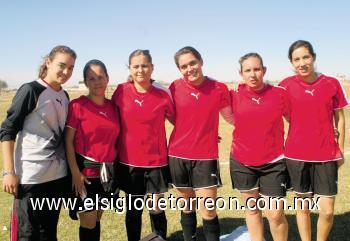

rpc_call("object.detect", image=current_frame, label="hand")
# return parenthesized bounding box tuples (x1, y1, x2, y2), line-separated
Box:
(334, 128, 340, 142)
(71, 171, 90, 197)
(2, 174, 19, 197)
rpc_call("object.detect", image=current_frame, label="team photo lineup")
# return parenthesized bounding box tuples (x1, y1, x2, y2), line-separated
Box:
(0, 40, 348, 241)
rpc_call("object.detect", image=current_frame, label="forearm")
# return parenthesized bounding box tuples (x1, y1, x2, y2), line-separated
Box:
(2, 140, 15, 173)
(334, 109, 345, 153)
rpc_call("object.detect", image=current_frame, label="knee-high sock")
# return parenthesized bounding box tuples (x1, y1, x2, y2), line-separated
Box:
(149, 211, 167, 239)
(202, 216, 220, 241)
(180, 211, 197, 241)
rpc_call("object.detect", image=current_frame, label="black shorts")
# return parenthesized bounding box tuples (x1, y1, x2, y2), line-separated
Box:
(169, 157, 222, 189)
(286, 159, 338, 196)
(71, 178, 116, 213)
(230, 157, 288, 197)
(115, 162, 170, 195)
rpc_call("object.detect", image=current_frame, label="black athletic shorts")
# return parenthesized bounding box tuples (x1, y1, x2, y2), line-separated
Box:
(286, 159, 338, 196)
(169, 156, 222, 189)
(115, 162, 170, 195)
(230, 157, 288, 197)
(71, 178, 116, 213)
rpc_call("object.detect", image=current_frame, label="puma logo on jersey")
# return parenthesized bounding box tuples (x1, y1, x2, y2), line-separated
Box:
(305, 89, 315, 96)
(135, 99, 144, 107)
(99, 111, 108, 117)
(190, 92, 200, 100)
(56, 99, 62, 106)
(251, 97, 261, 104)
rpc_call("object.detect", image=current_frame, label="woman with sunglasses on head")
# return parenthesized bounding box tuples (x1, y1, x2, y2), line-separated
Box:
(168, 46, 233, 241)
(112, 49, 175, 241)
(279, 40, 347, 241)
(65, 59, 120, 241)
(0, 45, 76, 241)
(230, 53, 289, 241)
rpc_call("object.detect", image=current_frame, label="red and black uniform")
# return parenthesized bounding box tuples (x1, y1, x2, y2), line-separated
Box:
(279, 74, 348, 195)
(230, 83, 289, 196)
(112, 81, 174, 241)
(168, 77, 230, 189)
(66, 95, 120, 212)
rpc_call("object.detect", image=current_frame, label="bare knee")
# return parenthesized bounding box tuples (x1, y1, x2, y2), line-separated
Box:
(266, 210, 286, 225)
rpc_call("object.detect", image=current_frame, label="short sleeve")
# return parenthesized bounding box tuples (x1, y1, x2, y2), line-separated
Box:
(165, 93, 175, 124)
(219, 83, 231, 109)
(332, 79, 348, 109)
(66, 101, 80, 130)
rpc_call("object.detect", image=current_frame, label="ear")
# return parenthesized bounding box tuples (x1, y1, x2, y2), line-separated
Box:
(45, 57, 51, 68)
(263, 66, 267, 75)
(239, 69, 243, 77)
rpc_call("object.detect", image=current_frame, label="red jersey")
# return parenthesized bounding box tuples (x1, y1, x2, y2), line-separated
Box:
(231, 84, 289, 166)
(168, 77, 231, 160)
(279, 74, 348, 162)
(112, 82, 175, 167)
(66, 96, 120, 177)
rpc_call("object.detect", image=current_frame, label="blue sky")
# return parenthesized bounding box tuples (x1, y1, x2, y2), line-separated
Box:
(1, 0, 350, 88)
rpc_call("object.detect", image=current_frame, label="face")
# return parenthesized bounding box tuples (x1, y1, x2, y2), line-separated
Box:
(45, 52, 75, 87)
(240, 57, 266, 90)
(290, 46, 315, 78)
(85, 65, 109, 97)
(177, 53, 204, 84)
(129, 55, 153, 84)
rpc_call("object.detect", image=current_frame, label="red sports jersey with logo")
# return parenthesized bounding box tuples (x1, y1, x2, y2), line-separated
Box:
(168, 77, 231, 160)
(231, 84, 289, 166)
(112, 82, 175, 167)
(66, 96, 120, 177)
(279, 74, 348, 162)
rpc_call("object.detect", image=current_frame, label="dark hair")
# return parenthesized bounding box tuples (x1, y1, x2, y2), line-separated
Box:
(239, 52, 264, 71)
(174, 46, 202, 68)
(38, 45, 77, 79)
(128, 49, 152, 66)
(288, 40, 316, 61)
(83, 59, 109, 81)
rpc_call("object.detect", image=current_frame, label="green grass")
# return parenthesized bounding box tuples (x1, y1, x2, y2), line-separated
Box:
(1, 85, 350, 241)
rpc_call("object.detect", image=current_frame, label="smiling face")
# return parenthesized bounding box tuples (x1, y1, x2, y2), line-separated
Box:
(290, 46, 316, 79)
(129, 54, 153, 85)
(240, 56, 266, 91)
(177, 53, 204, 85)
(45, 52, 75, 89)
(85, 64, 109, 97)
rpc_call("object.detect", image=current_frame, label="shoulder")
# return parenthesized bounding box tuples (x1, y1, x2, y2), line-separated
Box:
(152, 82, 172, 98)
(69, 95, 88, 107)
(279, 75, 296, 88)
(207, 77, 229, 92)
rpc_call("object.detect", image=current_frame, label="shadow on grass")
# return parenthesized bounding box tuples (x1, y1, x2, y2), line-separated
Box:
(285, 212, 350, 241)
(167, 212, 350, 241)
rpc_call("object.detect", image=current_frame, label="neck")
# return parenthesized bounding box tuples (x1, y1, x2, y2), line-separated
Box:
(300, 72, 318, 83)
(188, 75, 205, 86)
(248, 83, 265, 93)
(133, 80, 151, 93)
(43, 78, 61, 91)
(87, 94, 105, 105)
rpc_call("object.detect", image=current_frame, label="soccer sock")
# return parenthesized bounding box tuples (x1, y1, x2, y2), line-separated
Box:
(125, 207, 143, 241)
(180, 211, 197, 241)
(202, 216, 220, 241)
(79, 226, 95, 241)
(94, 221, 100, 241)
(149, 211, 167, 239)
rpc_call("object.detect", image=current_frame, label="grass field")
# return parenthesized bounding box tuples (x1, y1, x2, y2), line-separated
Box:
(1, 85, 350, 241)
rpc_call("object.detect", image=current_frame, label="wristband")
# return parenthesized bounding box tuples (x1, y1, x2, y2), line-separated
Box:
(2, 171, 15, 177)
